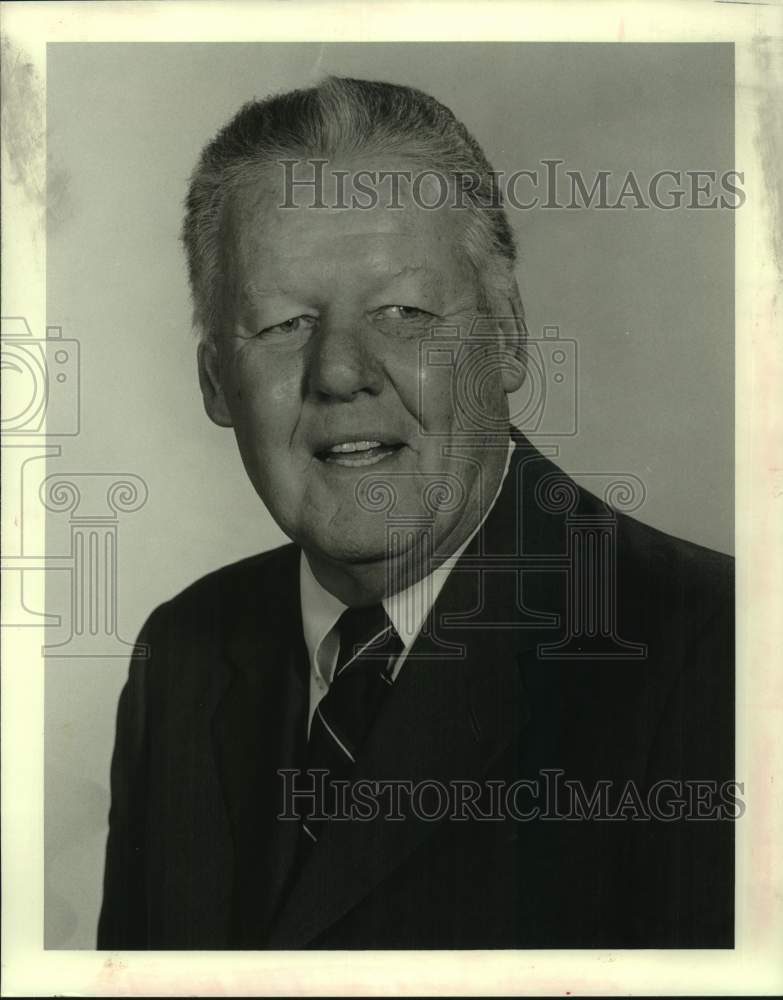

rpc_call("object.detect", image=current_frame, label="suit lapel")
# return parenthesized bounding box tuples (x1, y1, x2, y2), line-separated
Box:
(265, 602, 529, 947)
(267, 434, 565, 947)
(210, 548, 310, 945)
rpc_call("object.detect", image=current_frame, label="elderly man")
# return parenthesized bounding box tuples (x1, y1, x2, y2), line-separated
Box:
(98, 77, 734, 950)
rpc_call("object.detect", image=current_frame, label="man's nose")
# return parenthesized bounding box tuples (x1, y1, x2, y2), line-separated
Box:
(307, 315, 384, 401)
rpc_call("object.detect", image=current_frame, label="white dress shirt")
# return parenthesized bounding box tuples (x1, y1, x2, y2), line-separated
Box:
(300, 439, 514, 731)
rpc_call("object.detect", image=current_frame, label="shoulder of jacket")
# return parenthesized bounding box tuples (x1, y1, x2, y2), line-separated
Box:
(512, 435, 733, 599)
(613, 508, 733, 595)
(143, 541, 300, 629)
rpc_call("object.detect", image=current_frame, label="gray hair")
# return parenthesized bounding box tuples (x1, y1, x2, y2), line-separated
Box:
(182, 75, 520, 341)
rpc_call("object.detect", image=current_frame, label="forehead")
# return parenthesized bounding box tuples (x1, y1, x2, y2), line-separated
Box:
(222, 157, 474, 292)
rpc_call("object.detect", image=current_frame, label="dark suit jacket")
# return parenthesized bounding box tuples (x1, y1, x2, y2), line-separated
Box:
(98, 433, 734, 949)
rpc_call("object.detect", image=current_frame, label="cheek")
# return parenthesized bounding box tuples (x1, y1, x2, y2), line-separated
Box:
(413, 345, 509, 435)
(225, 349, 303, 437)
(405, 354, 459, 432)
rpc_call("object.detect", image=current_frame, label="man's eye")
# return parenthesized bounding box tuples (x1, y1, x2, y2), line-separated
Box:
(257, 315, 317, 337)
(376, 305, 434, 322)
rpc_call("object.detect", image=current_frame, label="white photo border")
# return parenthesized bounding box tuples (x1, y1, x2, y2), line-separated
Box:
(2, 1, 781, 996)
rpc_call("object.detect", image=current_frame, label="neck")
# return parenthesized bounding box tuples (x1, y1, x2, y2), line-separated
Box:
(306, 531, 441, 606)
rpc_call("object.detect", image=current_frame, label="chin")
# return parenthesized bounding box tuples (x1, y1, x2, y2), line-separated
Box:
(309, 534, 391, 566)
(303, 514, 421, 567)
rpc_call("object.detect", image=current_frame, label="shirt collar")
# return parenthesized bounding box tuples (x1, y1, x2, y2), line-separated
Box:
(300, 436, 514, 683)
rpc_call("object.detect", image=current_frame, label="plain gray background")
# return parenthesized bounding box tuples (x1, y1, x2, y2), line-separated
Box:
(44, 42, 733, 947)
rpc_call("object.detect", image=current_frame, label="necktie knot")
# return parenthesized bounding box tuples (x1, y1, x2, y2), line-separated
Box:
(335, 603, 398, 676)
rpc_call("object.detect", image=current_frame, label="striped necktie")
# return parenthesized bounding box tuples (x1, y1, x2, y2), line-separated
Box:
(299, 603, 403, 848)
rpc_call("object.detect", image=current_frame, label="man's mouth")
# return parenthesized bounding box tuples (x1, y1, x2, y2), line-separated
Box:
(316, 440, 405, 468)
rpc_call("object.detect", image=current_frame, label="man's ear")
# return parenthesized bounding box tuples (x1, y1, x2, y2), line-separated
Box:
(197, 339, 234, 428)
(498, 279, 527, 394)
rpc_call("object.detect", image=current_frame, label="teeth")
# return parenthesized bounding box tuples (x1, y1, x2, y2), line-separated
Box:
(328, 440, 382, 453)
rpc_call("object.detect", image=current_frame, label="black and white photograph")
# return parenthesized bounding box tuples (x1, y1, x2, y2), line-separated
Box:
(2, 2, 782, 996)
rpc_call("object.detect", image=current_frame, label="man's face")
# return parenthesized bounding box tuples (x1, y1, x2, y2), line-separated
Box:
(199, 159, 523, 586)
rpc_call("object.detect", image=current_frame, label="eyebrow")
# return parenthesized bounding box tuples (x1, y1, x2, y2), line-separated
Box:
(384, 264, 444, 287)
